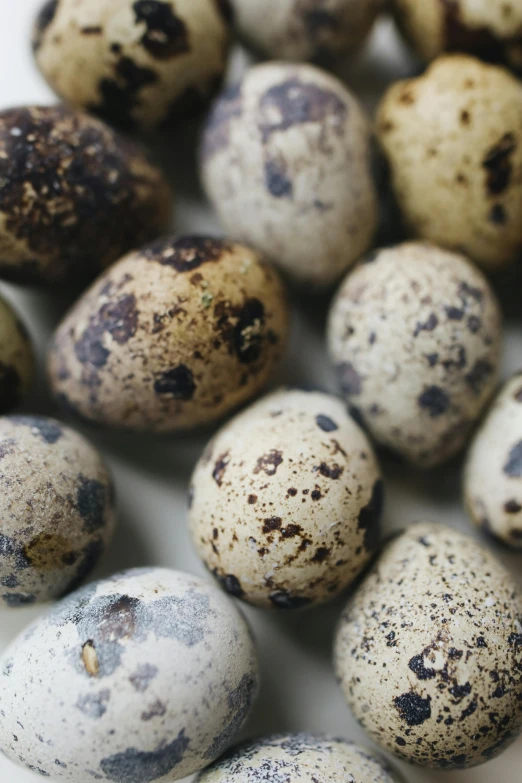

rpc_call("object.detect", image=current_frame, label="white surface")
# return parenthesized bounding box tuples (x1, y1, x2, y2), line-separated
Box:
(0, 2, 521, 782)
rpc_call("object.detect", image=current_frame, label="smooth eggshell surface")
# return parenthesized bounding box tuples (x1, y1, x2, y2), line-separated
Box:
(0, 296, 33, 412)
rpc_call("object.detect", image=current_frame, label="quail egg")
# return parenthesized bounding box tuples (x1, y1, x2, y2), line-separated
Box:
(0, 296, 33, 412)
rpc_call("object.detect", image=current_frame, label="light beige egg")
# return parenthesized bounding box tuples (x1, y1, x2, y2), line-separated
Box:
(0, 296, 33, 412)
(189, 388, 383, 610)
(48, 237, 289, 433)
(327, 242, 502, 468)
(229, 0, 383, 63)
(201, 62, 378, 286)
(392, 0, 522, 70)
(464, 371, 522, 546)
(335, 522, 522, 769)
(377, 54, 522, 271)
(32, 0, 232, 130)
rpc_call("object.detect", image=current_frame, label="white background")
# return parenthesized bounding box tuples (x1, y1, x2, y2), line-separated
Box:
(0, 1, 521, 782)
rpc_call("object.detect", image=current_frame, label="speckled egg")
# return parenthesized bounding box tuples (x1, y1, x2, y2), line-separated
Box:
(0, 296, 33, 412)
(229, 0, 383, 63)
(189, 388, 383, 610)
(0, 567, 259, 781)
(48, 236, 289, 433)
(32, 0, 232, 130)
(392, 0, 522, 70)
(196, 733, 405, 783)
(464, 372, 522, 546)
(0, 105, 171, 284)
(201, 62, 378, 286)
(376, 55, 522, 271)
(327, 242, 502, 468)
(0, 415, 115, 608)
(334, 522, 522, 769)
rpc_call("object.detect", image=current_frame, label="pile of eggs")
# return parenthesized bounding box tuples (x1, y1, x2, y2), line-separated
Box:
(0, 0, 521, 781)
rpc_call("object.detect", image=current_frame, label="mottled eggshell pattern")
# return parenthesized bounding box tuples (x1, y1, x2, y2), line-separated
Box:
(393, 0, 522, 70)
(48, 237, 289, 433)
(327, 242, 502, 468)
(32, 0, 232, 130)
(196, 733, 405, 783)
(464, 372, 522, 546)
(201, 62, 378, 286)
(0, 105, 171, 285)
(0, 415, 115, 607)
(335, 522, 522, 769)
(377, 55, 522, 271)
(229, 0, 383, 63)
(0, 296, 33, 412)
(189, 389, 383, 610)
(0, 568, 260, 781)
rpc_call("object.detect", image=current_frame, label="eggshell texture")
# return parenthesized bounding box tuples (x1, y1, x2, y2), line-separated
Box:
(327, 242, 502, 468)
(196, 733, 405, 783)
(0, 415, 115, 607)
(0, 296, 33, 412)
(201, 62, 378, 286)
(32, 0, 232, 130)
(334, 522, 522, 769)
(377, 55, 522, 271)
(0, 105, 171, 284)
(392, 0, 522, 70)
(0, 568, 259, 781)
(229, 0, 383, 63)
(464, 372, 522, 546)
(189, 388, 383, 610)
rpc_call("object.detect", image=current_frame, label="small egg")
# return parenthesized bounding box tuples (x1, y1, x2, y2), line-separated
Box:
(196, 733, 406, 783)
(376, 55, 522, 271)
(0, 567, 259, 781)
(201, 62, 378, 286)
(335, 522, 522, 769)
(32, 0, 232, 130)
(392, 0, 522, 70)
(0, 296, 33, 412)
(0, 105, 171, 284)
(229, 0, 383, 63)
(0, 415, 115, 607)
(189, 388, 383, 610)
(48, 236, 289, 433)
(464, 372, 522, 546)
(327, 242, 502, 468)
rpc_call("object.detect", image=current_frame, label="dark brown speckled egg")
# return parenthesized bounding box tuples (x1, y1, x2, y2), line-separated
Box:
(0, 105, 171, 285)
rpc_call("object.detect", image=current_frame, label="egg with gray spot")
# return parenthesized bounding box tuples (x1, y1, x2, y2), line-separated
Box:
(327, 242, 502, 468)
(0, 567, 260, 781)
(0, 295, 34, 412)
(335, 522, 522, 769)
(47, 236, 289, 433)
(189, 388, 383, 610)
(196, 732, 406, 782)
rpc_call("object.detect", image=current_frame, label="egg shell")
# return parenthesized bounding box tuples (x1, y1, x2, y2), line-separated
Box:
(335, 522, 522, 769)
(32, 0, 232, 130)
(377, 55, 522, 271)
(392, 0, 522, 70)
(229, 0, 383, 63)
(0, 567, 260, 782)
(47, 236, 289, 433)
(464, 371, 522, 546)
(196, 733, 406, 783)
(0, 105, 171, 285)
(0, 415, 115, 607)
(0, 296, 33, 412)
(189, 388, 383, 610)
(201, 62, 378, 287)
(327, 242, 502, 468)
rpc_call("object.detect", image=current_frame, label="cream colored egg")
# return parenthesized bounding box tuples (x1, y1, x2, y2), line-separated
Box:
(335, 522, 522, 769)
(0, 296, 33, 411)
(189, 388, 383, 610)
(377, 55, 522, 271)
(327, 242, 502, 468)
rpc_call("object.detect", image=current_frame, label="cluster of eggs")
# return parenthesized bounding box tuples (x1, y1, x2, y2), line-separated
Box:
(0, 0, 521, 782)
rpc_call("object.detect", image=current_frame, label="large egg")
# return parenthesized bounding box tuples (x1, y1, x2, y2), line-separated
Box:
(0, 568, 260, 781)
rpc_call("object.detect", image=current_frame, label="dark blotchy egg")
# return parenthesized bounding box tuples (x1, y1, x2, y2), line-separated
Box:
(0, 296, 33, 412)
